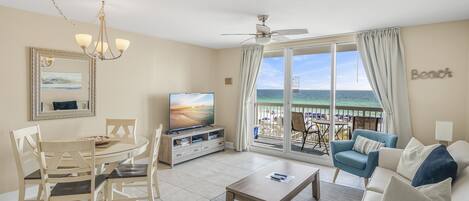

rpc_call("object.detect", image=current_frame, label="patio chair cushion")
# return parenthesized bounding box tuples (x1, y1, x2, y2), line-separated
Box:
(335, 150, 368, 170)
(50, 174, 107, 196)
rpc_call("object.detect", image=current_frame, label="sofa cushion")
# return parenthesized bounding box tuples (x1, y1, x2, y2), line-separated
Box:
(367, 167, 411, 193)
(411, 145, 457, 187)
(361, 190, 382, 201)
(335, 150, 368, 170)
(452, 167, 469, 201)
(447, 140, 469, 176)
(396, 137, 439, 180)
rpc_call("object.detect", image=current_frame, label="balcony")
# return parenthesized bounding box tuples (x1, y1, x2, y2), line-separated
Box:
(253, 102, 383, 155)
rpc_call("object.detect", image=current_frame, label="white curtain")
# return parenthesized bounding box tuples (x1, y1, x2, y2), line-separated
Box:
(357, 28, 413, 147)
(235, 45, 264, 151)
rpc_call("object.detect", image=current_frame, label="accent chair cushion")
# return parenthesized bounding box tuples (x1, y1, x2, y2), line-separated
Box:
(411, 145, 457, 187)
(396, 138, 439, 180)
(353, 135, 384, 155)
(334, 150, 367, 170)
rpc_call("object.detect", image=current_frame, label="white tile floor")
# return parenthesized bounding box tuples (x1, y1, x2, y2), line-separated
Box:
(5, 149, 364, 201)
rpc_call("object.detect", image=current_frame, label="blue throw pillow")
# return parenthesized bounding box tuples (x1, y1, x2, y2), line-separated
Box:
(411, 145, 458, 187)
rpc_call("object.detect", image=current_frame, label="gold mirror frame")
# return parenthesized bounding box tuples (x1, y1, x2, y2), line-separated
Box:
(31, 47, 96, 120)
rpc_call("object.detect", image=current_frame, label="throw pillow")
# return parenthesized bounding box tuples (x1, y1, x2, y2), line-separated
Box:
(353, 135, 385, 155)
(412, 145, 458, 187)
(381, 177, 452, 201)
(396, 137, 439, 180)
(416, 178, 452, 201)
(447, 140, 469, 176)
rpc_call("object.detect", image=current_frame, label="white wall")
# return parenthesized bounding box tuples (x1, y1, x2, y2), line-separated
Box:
(0, 6, 216, 193)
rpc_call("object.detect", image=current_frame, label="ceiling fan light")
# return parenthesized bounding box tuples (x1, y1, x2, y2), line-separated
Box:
(255, 37, 271, 45)
(115, 38, 130, 52)
(75, 34, 92, 48)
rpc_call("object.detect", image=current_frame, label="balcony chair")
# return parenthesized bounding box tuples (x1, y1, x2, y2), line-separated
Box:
(351, 116, 380, 131)
(330, 129, 397, 186)
(291, 112, 320, 151)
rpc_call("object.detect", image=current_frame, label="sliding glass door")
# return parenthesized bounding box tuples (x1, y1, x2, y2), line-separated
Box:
(252, 41, 380, 163)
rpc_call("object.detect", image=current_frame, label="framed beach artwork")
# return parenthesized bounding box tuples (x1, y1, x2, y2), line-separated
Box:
(41, 72, 82, 90)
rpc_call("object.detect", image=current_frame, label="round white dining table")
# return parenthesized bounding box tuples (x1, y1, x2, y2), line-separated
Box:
(92, 136, 149, 166)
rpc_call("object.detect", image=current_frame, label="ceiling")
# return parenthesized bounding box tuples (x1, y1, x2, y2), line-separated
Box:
(1, 0, 469, 49)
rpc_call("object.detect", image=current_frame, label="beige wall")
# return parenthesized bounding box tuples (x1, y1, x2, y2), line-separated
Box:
(214, 20, 469, 146)
(402, 20, 469, 145)
(214, 48, 242, 143)
(0, 6, 215, 193)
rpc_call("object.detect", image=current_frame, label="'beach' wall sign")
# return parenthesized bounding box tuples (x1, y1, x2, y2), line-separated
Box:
(411, 68, 453, 80)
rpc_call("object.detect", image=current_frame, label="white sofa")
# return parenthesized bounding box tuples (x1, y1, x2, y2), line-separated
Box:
(362, 147, 469, 201)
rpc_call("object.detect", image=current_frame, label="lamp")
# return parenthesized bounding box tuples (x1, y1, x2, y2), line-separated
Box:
(435, 121, 453, 146)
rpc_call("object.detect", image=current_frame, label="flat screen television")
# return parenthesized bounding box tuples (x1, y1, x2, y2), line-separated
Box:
(169, 92, 214, 132)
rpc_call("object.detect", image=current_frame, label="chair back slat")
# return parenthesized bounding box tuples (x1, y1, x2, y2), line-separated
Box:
(10, 125, 42, 179)
(148, 124, 163, 174)
(106, 118, 137, 143)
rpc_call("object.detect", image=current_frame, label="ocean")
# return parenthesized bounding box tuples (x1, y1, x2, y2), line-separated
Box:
(257, 89, 381, 108)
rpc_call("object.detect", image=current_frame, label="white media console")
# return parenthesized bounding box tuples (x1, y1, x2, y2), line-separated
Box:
(158, 126, 225, 167)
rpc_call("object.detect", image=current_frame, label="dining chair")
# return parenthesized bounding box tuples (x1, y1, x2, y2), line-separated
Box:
(291, 112, 320, 151)
(106, 124, 163, 201)
(10, 125, 44, 201)
(106, 118, 138, 144)
(38, 139, 107, 201)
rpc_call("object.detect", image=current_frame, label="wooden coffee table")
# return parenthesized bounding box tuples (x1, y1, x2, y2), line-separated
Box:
(226, 161, 320, 201)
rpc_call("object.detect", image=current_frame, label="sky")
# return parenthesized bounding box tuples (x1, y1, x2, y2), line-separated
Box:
(257, 50, 372, 91)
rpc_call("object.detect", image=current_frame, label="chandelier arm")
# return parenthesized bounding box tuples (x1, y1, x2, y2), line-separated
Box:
(102, 15, 117, 58)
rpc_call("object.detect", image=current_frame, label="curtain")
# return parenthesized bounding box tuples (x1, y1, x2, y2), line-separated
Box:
(356, 27, 413, 147)
(235, 45, 264, 151)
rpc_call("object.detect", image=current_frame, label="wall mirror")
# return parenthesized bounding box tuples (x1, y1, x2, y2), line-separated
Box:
(31, 47, 96, 120)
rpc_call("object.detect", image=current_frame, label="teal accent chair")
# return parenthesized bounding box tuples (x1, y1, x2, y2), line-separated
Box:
(330, 129, 398, 186)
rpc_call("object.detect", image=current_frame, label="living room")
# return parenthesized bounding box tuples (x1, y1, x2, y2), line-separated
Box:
(0, 0, 469, 201)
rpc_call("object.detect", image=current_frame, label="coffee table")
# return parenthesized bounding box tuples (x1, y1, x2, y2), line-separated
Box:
(226, 161, 320, 201)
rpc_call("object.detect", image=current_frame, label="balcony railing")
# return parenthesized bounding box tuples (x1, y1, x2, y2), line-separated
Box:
(254, 102, 384, 141)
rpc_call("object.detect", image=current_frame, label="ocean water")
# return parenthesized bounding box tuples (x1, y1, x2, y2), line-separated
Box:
(257, 89, 381, 108)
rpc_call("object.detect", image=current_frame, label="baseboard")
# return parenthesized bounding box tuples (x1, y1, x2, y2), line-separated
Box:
(225, 141, 234, 149)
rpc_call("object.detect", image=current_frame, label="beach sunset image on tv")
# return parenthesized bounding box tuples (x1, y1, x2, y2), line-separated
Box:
(170, 93, 214, 130)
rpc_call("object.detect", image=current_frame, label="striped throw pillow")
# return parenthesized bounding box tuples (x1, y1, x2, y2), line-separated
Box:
(353, 135, 385, 155)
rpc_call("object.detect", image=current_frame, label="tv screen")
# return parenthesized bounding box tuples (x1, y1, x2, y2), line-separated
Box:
(169, 93, 214, 131)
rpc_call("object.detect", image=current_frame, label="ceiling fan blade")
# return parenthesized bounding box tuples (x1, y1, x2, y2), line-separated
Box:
(221, 33, 258, 36)
(240, 37, 255, 44)
(272, 35, 290, 42)
(272, 29, 308, 35)
(256, 24, 270, 34)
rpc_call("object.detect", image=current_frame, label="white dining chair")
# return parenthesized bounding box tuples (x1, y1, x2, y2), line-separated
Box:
(38, 139, 107, 201)
(10, 125, 44, 201)
(106, 124, 163, 201)
(106, 119, 138, 144)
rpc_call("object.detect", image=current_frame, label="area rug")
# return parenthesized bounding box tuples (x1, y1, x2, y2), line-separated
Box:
(211, 181, 364, 201)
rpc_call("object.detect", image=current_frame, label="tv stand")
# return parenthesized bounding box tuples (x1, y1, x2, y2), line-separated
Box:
(159, 126, 224, 167)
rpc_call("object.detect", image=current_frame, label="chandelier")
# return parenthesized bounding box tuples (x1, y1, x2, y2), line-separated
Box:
(75, 1, 130, 60)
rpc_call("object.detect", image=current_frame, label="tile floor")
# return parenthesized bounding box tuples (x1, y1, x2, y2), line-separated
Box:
(9, 149, 364, 201)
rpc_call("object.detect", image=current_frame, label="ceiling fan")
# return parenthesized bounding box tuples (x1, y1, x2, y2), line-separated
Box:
(221, 15, 309, 45)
